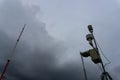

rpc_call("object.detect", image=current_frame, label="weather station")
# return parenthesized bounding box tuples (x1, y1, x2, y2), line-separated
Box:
(80, 25, 112, 80)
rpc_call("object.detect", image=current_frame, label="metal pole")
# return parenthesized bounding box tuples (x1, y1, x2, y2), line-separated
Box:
(87, 25, 112, 80)
(11, 24, 26, 58)
(80, 53, 88, 80)
(0, 60, 10, 80)
(0, 24, 26, 80)
(91, 32, 108, 80)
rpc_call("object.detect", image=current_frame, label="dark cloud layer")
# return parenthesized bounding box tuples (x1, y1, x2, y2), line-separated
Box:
(0, 28, 86, 80)
(0, 0, 115, 80)
(0, 0, 85, 80)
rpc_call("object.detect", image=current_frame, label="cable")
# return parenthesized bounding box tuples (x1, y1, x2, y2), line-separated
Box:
(96, 42, 112, 80)
(97, 64, 103, 72)
(96, 41, 111, 67)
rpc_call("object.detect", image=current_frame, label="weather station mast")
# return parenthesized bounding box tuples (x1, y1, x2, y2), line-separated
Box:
(80, 25, 112, 80)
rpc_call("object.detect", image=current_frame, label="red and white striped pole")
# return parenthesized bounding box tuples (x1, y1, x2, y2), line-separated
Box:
(0, 24, 26, 80)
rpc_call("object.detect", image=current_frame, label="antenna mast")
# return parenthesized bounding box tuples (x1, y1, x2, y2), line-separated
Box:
(0, 24, 26, 80)
(80, 25, 112, 80)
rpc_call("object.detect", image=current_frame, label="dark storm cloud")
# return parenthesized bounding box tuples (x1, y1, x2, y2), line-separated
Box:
(0, 0, 100, 80)
(0, 31, 91, 80)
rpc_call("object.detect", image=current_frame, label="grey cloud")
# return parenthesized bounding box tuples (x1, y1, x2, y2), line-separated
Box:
(0, 0, 105, 80)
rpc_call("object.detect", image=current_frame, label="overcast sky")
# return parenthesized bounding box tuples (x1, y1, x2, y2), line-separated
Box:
(0, 0, 120, 80)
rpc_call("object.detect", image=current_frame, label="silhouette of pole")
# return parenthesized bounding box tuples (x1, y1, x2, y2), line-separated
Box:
(0, 60, 10, 80)
(0, 24, 26, 80)
(88, 25, 112, 80)
(92, 33, 108, 80)
(80, 53, 88, 80)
